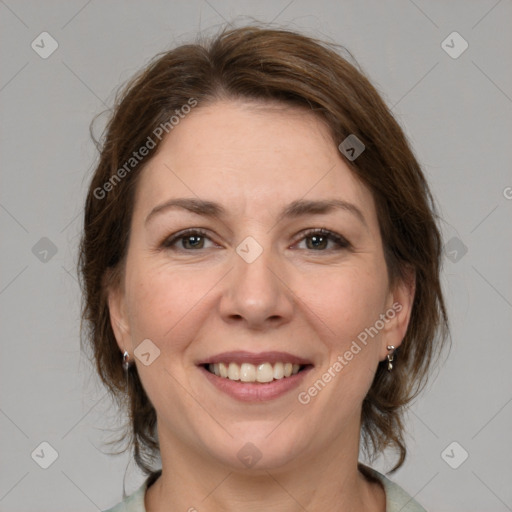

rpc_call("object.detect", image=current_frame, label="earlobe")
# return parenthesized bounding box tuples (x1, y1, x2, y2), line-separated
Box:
(380, 269, 416, 360)
(107, 285, 131, 353)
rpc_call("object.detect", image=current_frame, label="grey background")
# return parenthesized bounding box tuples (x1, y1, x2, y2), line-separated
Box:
(1, 0, 511, 510)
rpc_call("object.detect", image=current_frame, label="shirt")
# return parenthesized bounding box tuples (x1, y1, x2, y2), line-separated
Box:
(103, 465, 426, 512)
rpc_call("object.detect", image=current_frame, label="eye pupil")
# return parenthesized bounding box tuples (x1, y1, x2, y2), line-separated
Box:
(183, 235, 203, 249)
(307, 235, 328, 250)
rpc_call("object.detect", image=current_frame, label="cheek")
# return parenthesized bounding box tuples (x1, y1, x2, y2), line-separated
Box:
(304, 264, 388, 346)
(300, 263, 388, 400)
(124, 260, 218, 353)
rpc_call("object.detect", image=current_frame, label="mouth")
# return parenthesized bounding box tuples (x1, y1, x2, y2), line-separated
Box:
(202, 361, 310, 383)
(197, 351, 314, 401)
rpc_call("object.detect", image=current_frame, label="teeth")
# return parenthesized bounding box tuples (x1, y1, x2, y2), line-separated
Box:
(240, 363, 256, 382)
(207, 362, 303, 383)
(273, 362, 284, 379)
(257, 363, 274, 383)
(227, 362, 239, 380)
(219, 362, 228, 378)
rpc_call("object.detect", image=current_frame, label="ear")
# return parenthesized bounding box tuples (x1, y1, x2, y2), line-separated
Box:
(379, 267, 416, 361)
(106, 271, 131, 355)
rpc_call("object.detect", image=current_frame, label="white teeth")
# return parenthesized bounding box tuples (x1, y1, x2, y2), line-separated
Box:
(256, 363, 274, 383)
(240, 363, 256, 382)
(219, 362, 228, 378)
(207, 361, 304, 383)
(228, 362, 240, 380)
(273, 362, 284, 379)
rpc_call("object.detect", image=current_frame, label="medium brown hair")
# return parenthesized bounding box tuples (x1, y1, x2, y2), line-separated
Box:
(79, 25, 450, 474)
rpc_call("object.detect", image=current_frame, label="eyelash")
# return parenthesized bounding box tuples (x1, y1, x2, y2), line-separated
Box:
(161, 228, 351, 252)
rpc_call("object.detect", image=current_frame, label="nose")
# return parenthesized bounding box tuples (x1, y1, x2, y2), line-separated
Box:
(218, 243, 294, 330)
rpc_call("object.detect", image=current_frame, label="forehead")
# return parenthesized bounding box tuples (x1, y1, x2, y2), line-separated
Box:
(134, 100, 376, 224)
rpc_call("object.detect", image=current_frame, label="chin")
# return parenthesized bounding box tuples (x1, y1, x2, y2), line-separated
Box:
(198, 422, 311, 472)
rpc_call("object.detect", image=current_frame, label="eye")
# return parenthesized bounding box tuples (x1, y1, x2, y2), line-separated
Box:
(161, 229, 217, 251)
(294, 228, 351, 251)
(160, 227, 351, 253)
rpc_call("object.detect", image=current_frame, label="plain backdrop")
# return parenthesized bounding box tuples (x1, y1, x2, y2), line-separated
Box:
(1, 1, 511, 511)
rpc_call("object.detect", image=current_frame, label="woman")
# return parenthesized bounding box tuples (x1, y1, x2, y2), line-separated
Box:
(80, 25, 449, 512)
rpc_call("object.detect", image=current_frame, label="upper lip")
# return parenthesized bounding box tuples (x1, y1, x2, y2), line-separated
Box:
(197, 351, 313, 366)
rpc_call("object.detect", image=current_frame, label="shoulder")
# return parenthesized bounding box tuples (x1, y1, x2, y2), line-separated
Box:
(102, 487, 144, 512)
(102, 483, 146, 512)
(360, 465, 428, 512)
(104, 467, 426, 512)
(102, 471, 161, 512)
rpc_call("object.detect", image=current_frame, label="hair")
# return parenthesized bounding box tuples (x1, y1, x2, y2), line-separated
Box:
(79, 24, 450, 475)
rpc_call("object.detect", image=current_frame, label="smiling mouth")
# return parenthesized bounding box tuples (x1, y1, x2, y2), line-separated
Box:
(203, 362, 310, 383)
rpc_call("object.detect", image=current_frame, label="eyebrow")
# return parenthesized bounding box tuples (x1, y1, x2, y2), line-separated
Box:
(145, 197, 367, 227)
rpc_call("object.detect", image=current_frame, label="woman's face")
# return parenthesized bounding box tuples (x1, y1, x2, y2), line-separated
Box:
(109, 100, 413, 471)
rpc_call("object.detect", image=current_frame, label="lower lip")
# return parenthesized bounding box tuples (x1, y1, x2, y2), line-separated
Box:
(199, 366, 312, 402)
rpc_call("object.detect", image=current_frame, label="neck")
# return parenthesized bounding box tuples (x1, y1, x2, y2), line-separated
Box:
(145, 424, 385, 512)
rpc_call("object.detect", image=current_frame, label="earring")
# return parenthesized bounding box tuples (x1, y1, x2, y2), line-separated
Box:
(122, 351, 131, 371)
(386, 345, 395, 371)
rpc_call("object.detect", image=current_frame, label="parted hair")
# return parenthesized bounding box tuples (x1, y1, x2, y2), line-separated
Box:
(79, 25, 450, 475)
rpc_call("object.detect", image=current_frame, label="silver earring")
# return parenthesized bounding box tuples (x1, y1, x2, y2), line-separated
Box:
(386, 345, 395, 371)
(122, 351, 131, 371)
